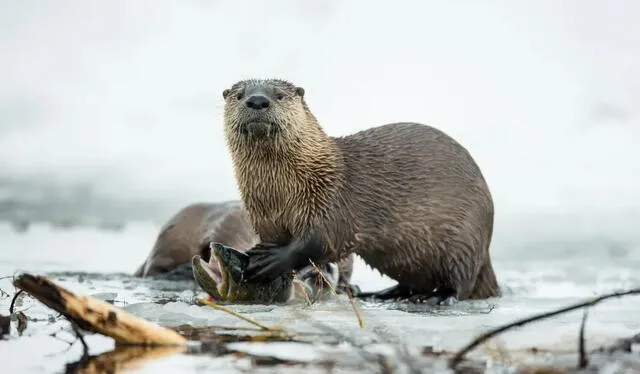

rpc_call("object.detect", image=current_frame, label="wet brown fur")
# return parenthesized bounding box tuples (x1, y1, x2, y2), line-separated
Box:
(222, 79, 499, 300)
(133, 202, 252, 277)
(134, 201, 354, 284)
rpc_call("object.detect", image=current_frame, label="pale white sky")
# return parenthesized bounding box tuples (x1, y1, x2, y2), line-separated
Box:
(0, 0, 638, 216)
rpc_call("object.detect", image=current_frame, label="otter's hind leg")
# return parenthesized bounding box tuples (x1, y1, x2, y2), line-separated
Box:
(420, 240, 483, 305)
(468, 260, 500, 299)
(356, 241, 481, 305)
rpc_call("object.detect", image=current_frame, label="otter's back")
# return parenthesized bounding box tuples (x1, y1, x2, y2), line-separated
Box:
(134, 201, 256, 277)
(334, 122, 494, 255)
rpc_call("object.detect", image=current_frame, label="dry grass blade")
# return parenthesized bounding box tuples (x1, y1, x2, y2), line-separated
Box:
(309, 239, 366, 329)
(308, 260, 339, 296)
(449, 287, 640, 369)
(308, 259, 365, 328)
(196, 298, 282, 332)
(13, 273, 188, 346)
(292, 277, 314, 307)
(342, 281, 365, 329)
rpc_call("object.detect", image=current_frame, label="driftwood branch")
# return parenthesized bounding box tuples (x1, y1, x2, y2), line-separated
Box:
(13, 273, 188, 346)
(449, 287, 640, 369)
(65, 345, 186, 374)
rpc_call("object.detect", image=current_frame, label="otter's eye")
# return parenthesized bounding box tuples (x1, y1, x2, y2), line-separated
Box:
(275, 93, 284, 101)
(236, 92, 244, 101)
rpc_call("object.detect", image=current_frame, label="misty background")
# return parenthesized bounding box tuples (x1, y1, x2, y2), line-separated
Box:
(1, 0, 639, 249)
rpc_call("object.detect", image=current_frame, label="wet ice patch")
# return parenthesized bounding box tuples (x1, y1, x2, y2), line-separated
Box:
(226, 341, 324, 362)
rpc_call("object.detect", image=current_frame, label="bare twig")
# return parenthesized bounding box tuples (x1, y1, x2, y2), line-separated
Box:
(449, 287, 640, 369)
(70, 322, 90, 363)
(197, 298, 282, 332)
(50, 330, 76, 346)
(578, 308, 589, 369)
(9, 289, 24, 314)
(45, 329, 78, 357)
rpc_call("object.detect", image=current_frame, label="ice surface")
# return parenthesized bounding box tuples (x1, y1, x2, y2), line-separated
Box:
(1, 222, 639, 373)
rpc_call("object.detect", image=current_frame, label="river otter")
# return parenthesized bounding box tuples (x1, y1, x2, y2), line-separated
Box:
(221, 78, 500, 304)
(133, 200, 354, 292)
(133, 201, 247, 279)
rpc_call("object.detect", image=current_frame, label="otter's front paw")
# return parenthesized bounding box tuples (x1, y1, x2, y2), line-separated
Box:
(244, 245, 293, 283)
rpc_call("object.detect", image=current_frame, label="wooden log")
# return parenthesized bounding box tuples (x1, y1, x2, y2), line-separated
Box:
(67, 346, 187, 374)
(13, 273, 187, 346)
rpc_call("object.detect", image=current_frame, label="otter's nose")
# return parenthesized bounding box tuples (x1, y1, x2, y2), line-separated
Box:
(245, 95, 271, 110)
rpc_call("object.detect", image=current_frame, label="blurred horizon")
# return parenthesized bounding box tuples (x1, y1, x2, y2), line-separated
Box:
(1, 0, 638, 235)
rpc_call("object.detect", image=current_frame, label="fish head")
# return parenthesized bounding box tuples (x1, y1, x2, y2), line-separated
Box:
(192, 242, 294, 304)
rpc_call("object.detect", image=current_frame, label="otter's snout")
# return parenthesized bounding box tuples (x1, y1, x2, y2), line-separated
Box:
(245, 94, 271, 110)
(234, 85, 281, 138)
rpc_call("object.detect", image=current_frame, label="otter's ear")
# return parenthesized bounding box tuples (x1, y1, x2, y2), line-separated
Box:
(295, 86, 305, 97)
(222, 89, 230, 100)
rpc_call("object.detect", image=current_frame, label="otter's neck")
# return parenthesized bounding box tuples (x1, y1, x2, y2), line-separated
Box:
(228, 122, 343, 228)
(232, 126, 342, 186)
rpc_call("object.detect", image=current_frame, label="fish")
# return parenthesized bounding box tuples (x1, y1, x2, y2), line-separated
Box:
(192, 242, 340, 304)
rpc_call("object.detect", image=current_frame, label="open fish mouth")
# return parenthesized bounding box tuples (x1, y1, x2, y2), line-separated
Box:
(192, 242, 301, 304)
(192, 252, 229, 300)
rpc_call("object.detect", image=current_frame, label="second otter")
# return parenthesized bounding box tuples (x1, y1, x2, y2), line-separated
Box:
(133, 201, 355, 299)
(221, 78, 500, 304)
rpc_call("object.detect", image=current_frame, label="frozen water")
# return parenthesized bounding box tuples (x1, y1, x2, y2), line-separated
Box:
(1, 219, 639, 373)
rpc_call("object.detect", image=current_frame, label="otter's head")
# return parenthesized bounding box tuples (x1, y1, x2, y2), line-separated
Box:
(222, 79, 316, 145)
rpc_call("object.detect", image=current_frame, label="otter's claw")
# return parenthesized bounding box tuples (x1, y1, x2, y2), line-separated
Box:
(411, 295, 459, 306)
(355, 284, 459, 305)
